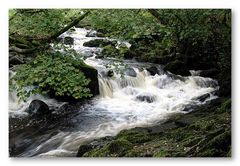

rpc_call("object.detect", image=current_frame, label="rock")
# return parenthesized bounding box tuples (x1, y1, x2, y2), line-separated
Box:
(199, 68, 219, 78)
(135, 93, 156, 103)
(107, 70, 114, 77)
(125, 68, 137, 77)
(95, 54, 104, 59)
(64, 37, 74, 45)
(86, 30, 105, 37)
(56, 37, 63, 43)
(108, 139, 132, 154)
(146, 66, 159, 76)
(83, 39, 116, 47)
(69, 28, 76, 32)
(79, 64, 99, 96)
(164, 60, 191, 76)
(9, 54, 24, 66)
(77, 144, 93, 157)
(194, 93, 211, 102)
(26, 100, 51, 116)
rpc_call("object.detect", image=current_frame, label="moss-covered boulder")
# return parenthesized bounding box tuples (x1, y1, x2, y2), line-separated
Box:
(83, 39, 116, 47)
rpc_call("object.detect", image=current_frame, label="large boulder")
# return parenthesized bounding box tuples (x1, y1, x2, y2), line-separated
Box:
(164, 60, 191, 76)
(83, 39, 116, 47)
(26, 100, 51, 116)
(79, 64, 99, 96)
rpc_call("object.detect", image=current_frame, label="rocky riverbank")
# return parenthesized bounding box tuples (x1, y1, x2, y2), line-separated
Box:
(77, 97, 231, 157)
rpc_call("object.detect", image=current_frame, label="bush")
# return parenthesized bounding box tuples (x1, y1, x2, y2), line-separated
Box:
(10, 51, 92, 101)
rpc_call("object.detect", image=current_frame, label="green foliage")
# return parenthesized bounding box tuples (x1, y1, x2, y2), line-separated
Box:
(85, 9, 162, 40)
(9, 9, 83, 38)
(10, 51, 92, 101)
(85, 9, 231, 74)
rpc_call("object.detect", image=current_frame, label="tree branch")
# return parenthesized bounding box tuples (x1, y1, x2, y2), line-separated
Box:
(48, 11, 90, 41)
(148, 9, 167, 25)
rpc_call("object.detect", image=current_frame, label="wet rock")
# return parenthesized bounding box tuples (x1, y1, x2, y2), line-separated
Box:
(135, 93, 156, 103)
(77, 144, 93, 157)
(100, 70, 114, 78)
(27, 100, 51, 116)
(83, 39, 116, 47)
(86, 30, 105, 37)
(125, 68, 137, 77)
(64, 37, 74, 45)
(95, 54, 104, 59)
(79, 65, 99, 96)
(164, 60, 191, 76)
(199, 68, 219, 78)
(56, 37, 63, 43)
(146, 66, 159, 76)
(107, 70, 114, 77)
(194, 93, 211, 102)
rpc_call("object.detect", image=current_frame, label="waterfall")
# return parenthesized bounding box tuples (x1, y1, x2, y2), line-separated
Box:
(9, 27, 219, 157)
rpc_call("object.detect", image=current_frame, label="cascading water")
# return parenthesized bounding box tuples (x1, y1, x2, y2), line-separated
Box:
(9, 27, 219, 157)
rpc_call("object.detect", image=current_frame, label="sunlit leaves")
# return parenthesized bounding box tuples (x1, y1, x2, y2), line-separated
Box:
(10, 51, 92, 101)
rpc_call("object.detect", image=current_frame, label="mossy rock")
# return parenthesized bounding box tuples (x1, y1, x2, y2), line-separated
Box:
(108, 139, 133, 154)
(116, 129, 151, 144)
(217, 99, 231, 113)
(83, 39, 116, 47)
(84, 138, 133, 157)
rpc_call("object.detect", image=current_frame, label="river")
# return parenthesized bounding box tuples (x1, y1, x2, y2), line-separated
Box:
(9, 27, 219, 157)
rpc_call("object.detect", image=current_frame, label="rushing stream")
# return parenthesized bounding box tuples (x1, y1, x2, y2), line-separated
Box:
(9, 28, 219, 157)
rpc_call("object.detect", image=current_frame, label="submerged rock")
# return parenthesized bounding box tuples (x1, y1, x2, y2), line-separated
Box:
(135, 93, 156, 103)
(26, 100, 51, 116)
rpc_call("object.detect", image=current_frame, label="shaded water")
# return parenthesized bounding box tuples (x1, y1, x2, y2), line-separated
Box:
(9, 28, 219, 157)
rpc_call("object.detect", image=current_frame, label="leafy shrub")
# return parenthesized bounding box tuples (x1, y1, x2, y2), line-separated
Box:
(10, 51, 92, 101)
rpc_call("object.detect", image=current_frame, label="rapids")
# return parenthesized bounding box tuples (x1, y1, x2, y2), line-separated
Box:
(9, 28, 219, 157)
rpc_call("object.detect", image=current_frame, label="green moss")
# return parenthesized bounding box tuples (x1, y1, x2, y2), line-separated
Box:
(154, 149, 168, 157)
(217, 99, 231, 113)
(108, 139, 133, 154)
(84, 138, 132, 157)
(116, 130, 150, 144)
